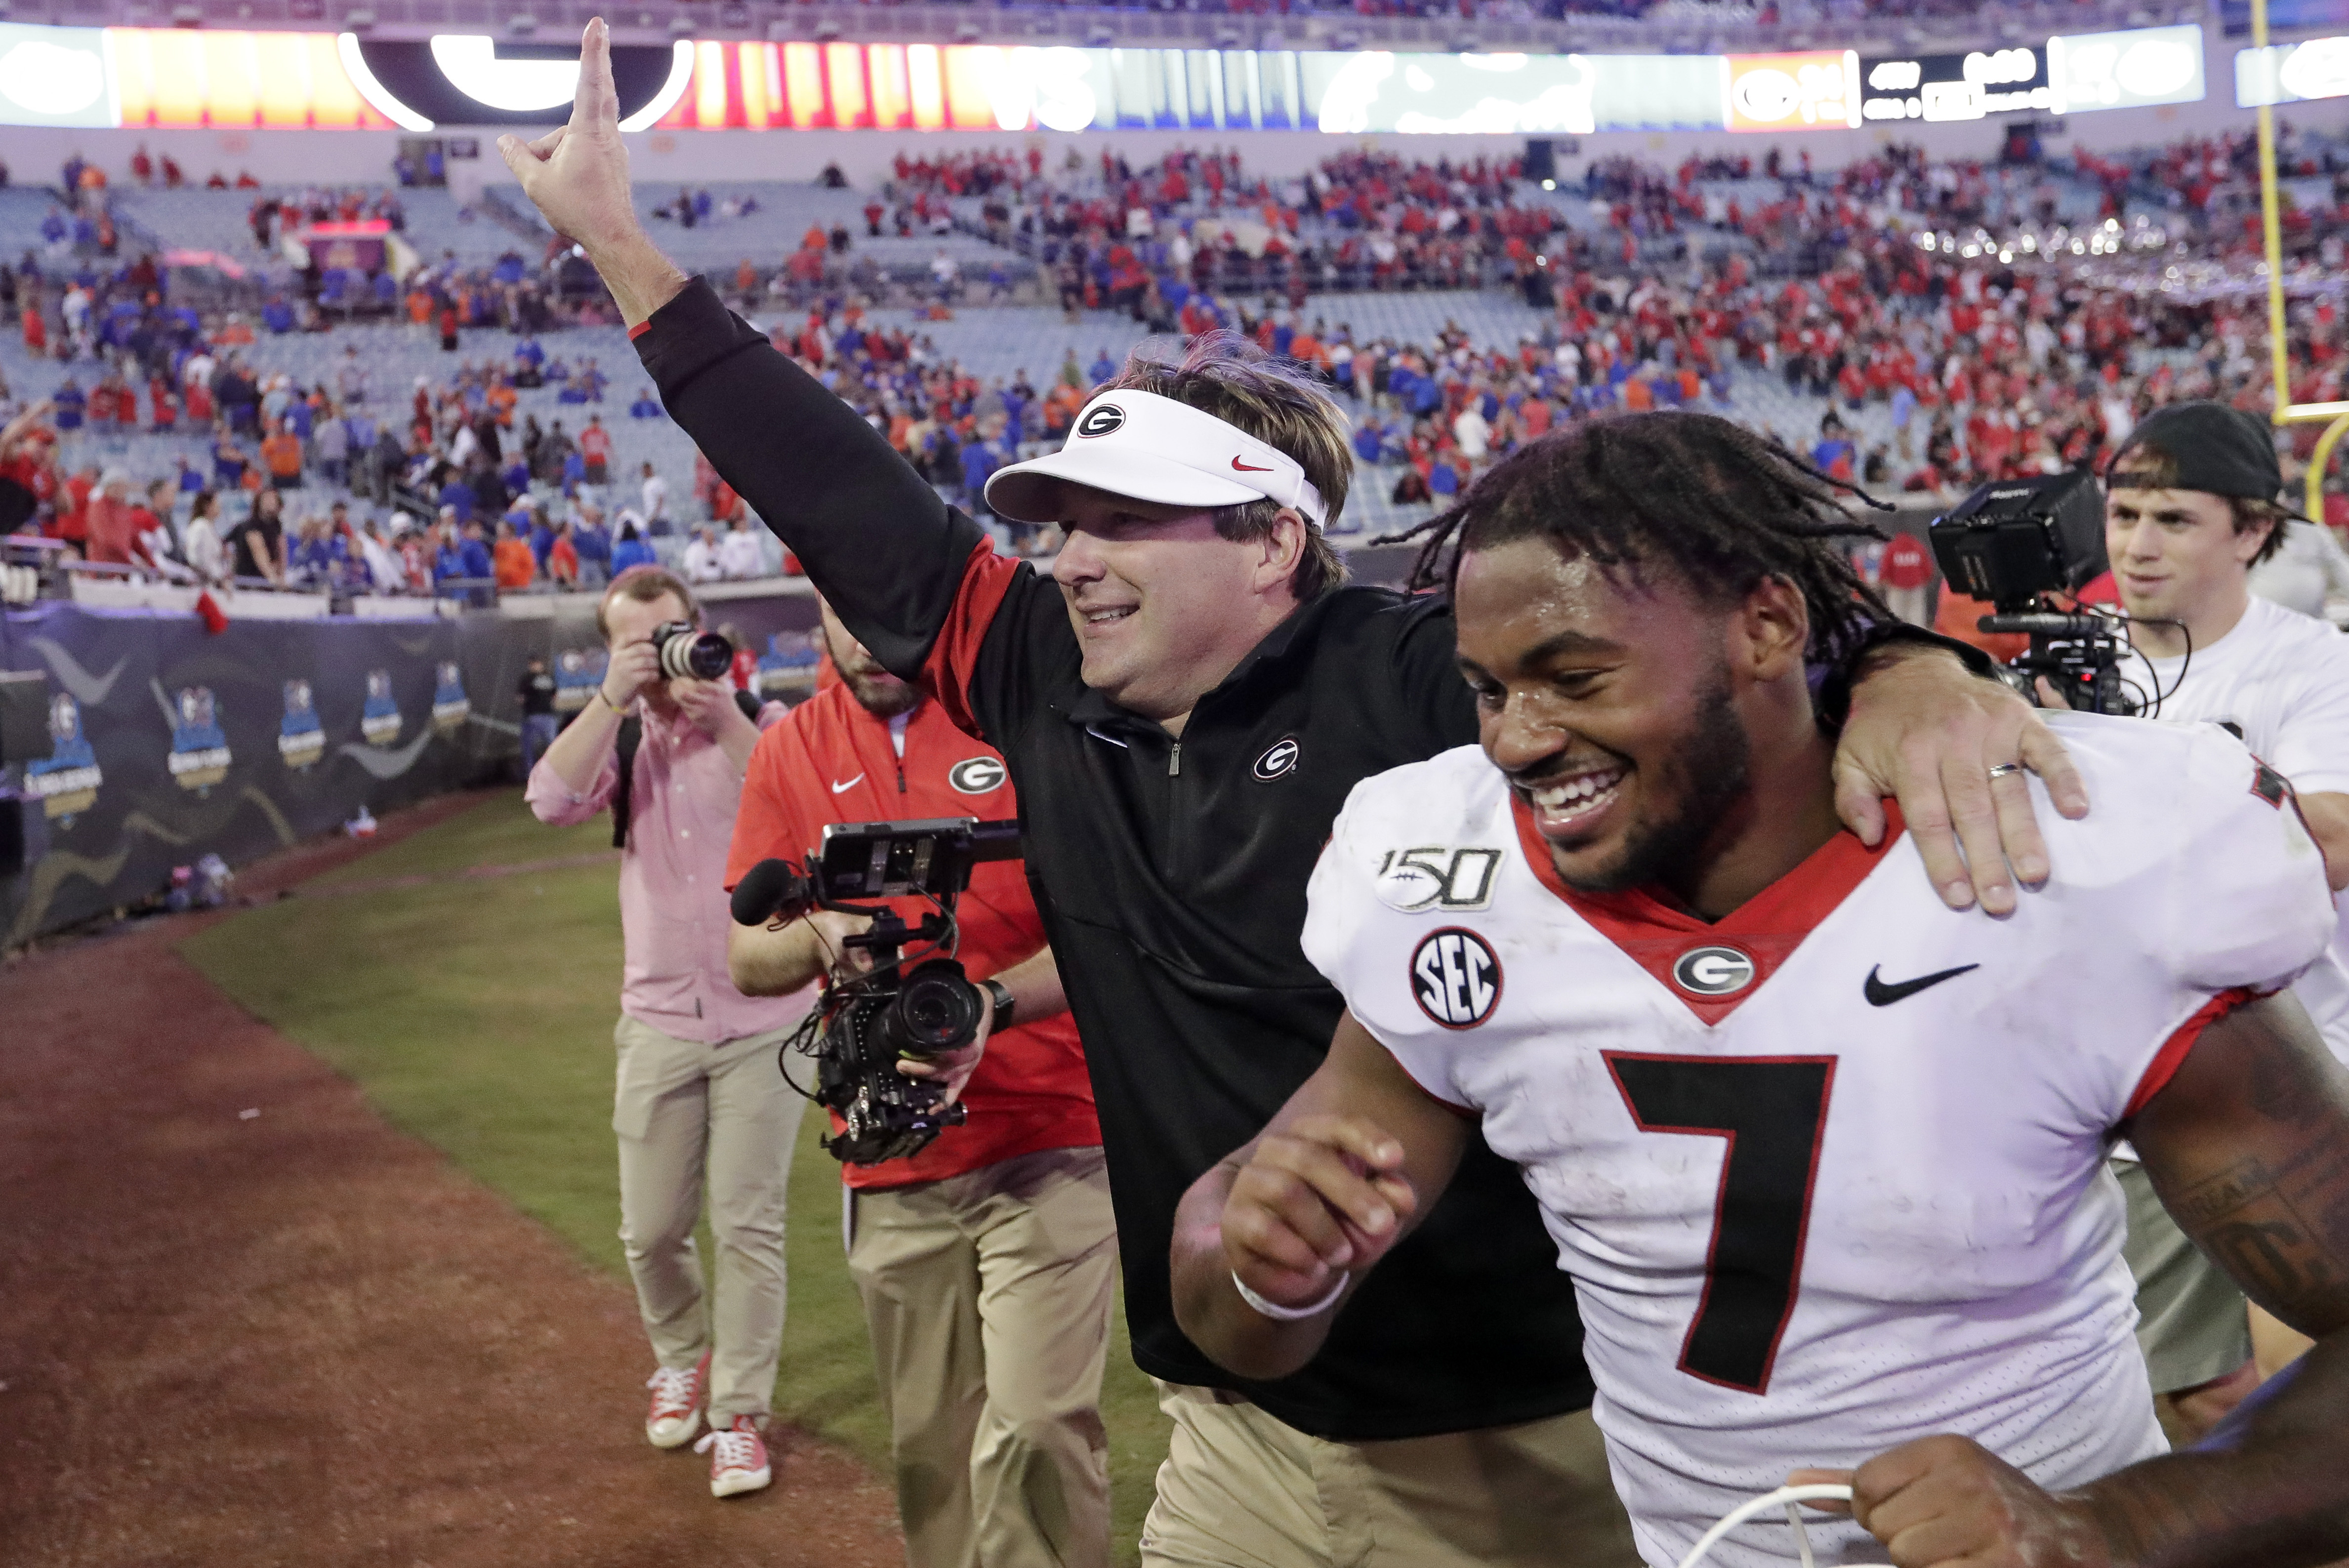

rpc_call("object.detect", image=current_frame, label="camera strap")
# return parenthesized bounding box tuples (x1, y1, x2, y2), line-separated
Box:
(609, 689, 764, 850)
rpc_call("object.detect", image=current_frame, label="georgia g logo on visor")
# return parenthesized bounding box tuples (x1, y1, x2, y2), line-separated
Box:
(948, 756, 1007, 795)
(1075, 404, 1126, 439)
(1411, 928, 1503, 1030)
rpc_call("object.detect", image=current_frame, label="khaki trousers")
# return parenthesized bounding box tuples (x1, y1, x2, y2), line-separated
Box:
(848, 1145, 1118, 1568)
(1140, 1382, 1640, 1568)
(614, 1012, 805, 1423)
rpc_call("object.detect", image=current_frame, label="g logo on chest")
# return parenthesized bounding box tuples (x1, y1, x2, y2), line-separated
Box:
(948, 755, 1007, 795)
(1253, 737, 1300, 781)
(1672, 945, 1756, 997)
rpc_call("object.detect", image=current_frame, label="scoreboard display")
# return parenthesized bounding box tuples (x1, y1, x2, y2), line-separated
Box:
(1859, 48, 2051, 123)
(0, 17, 2233, 133)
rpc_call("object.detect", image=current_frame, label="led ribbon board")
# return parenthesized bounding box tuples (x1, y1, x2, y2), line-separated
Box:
(1724, 50, 1862, 132)
(2048, 24, 2206, 113)
(1859, 47, 2051, 122)
(2236, 34, 2349, 105)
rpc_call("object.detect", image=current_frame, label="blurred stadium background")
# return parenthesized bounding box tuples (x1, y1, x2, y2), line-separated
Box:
(3, 0, 2348, 1557)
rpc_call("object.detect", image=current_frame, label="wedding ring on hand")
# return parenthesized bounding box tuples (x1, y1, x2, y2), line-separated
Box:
(1986, 763, 2025, 780)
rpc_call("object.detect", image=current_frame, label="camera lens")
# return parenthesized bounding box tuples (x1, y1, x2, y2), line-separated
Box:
(653, 623, 734, 682)
(879, 960, 985, 1058)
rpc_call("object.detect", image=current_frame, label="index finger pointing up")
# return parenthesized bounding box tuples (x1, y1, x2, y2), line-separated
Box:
(573, 16, 618, 130)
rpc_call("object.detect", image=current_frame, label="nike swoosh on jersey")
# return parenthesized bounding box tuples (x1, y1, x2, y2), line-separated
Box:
(1231, 456, 1274, 472)
(830, 775, 863, 794)
(1863, 963, 1979, 1006)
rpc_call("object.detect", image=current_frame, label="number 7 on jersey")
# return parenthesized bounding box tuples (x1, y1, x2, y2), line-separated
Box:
(1603, 1054, 1838, 1394)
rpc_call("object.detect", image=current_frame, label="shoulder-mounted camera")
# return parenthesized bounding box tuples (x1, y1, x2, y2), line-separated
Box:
(731, 817, 1021, 1165)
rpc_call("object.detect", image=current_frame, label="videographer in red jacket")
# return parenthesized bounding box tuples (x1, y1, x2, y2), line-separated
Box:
(726, 599, 1110, 1568)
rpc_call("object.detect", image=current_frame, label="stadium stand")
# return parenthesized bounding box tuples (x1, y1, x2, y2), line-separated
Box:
(10, 126, 2349, 602)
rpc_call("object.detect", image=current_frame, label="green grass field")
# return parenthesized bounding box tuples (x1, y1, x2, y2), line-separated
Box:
(179, 791, 1171, 1561)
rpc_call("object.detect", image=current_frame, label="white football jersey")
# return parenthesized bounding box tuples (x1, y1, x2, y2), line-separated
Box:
(1302, 713, 2337, 1568)
(2135, 593, 2349, 1063)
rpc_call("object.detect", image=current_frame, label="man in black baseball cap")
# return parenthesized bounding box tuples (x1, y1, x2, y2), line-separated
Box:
(2101, 398, 2349, 1445)
(2101, 400, 2305, 668)
(2107, 400, 2314, 526)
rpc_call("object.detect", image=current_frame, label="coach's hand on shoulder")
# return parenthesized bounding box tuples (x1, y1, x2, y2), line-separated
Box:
(1789, 1437, 2109, 1568)
(1221, 1115, 1418, 1313)
(1833, 646, 2089, 917)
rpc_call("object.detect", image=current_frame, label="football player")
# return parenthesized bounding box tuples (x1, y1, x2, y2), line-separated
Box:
(1171, 412, 2349, 1568)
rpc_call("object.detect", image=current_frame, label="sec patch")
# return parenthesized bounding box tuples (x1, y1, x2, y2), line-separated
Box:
(1411, 928, 1502, 1030)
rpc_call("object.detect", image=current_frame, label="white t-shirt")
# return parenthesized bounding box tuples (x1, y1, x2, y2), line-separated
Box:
(1302, 717, 2336, 1568)
(2136, 592, 2349, 1061)
(717, 527, 767, 580)
(2248, 519, 2349, 621)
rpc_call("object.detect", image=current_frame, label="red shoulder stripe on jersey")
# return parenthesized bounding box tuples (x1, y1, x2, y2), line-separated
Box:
(921, 537, 1024, 739)
(2250, 755, 2337, 886)
(2127, 986, 2258, 1119)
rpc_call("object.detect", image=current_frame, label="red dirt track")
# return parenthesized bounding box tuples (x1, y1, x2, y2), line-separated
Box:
(0, 795, 903, 1568)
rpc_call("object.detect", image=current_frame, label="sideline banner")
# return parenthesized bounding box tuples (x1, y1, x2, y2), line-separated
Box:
(1, 593, 823, 945)
(2, 602, 475, 944)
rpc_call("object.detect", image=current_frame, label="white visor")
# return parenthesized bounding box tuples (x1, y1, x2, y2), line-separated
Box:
(985, 388, 1329, 531)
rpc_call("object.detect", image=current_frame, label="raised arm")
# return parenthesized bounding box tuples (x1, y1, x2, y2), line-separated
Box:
(499, 19, 986, 681)
(1170, 1011, 1471, 1383)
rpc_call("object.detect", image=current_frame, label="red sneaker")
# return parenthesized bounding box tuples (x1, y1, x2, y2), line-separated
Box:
(694, 1415, 772, 1498)
(644, 1351, 709, 1449)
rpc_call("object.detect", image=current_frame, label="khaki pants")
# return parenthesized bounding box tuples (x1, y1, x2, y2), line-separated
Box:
(1140, 1382, 1639, 1568)
(614, 1012, 805, 1423)
(848, 1145, 1118, 1568)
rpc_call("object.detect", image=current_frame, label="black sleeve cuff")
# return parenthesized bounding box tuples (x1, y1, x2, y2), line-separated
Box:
(1814, 620, 1998, 734)
(633, 277, 765, 404)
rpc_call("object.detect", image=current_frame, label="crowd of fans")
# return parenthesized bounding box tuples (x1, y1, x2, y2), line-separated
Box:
(0, 235, 722, 602)
(11, 126, 2349, 602)
(0, 344, 710, 602)
(729, 132, 2349, 525)
(750, 245, 2347, 534)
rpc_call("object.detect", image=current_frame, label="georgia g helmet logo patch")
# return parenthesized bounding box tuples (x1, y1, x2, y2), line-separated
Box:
(1411, 928, 1502, 1030)
(1253, 737, 1300, 781)
(948, 755, 1007, 795)
(1673, 945, 1756, 997)
(1075, 404, 1125, 439)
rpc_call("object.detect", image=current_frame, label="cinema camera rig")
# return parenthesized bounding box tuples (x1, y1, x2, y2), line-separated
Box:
(731, 817, 1021, 1165)
(1929, 469, 2173, 717)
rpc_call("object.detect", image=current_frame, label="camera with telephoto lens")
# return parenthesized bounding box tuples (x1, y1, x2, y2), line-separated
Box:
(1929, 470, 2142, 716)
(651, 619, 733, 682)
(729, 817, 1022, 1165)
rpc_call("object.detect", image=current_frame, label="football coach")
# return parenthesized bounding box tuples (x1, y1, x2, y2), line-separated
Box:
(504, 31, 2086, 1565)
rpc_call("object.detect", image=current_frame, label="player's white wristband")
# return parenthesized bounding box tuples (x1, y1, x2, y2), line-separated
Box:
(1231, 1269, 1347, 1322)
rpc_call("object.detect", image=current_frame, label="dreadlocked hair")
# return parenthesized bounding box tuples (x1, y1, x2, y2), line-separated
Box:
(1380, 411, 1896, 661)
